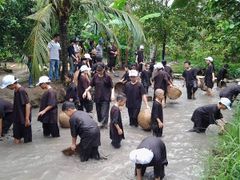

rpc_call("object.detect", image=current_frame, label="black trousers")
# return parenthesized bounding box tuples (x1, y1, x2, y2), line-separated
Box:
(79, 99, 93, 113)
(2, 113, 13, 135)
(127, 108, 141, 126)
(42, 123, 60, 137)
(79, 146, 100, 162)
(13, 123, 32, 143)
(111, 139, 122, 149)
(186, 84, 197, 99)
(96, 101, 110, 125)
(136, 164, 165, 179)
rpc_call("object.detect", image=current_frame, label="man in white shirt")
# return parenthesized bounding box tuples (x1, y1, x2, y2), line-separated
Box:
(48, 34, 61, 81)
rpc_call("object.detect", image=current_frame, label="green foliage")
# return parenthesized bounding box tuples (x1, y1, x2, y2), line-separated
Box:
(204, 103, 240, 179)
(0, 0, 34, 62)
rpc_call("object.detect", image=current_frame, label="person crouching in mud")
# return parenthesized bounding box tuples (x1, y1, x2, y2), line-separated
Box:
(130, 136, 168, 180)
(62, 102, 101, 162)
(188, 97, 231, 133)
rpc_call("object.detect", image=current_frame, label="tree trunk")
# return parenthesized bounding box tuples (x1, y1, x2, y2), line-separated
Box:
(59, 15, 69, 82)
(162, 31, 167, 61)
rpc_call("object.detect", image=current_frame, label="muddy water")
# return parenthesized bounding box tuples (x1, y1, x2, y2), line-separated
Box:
(0, 79, 233, 180)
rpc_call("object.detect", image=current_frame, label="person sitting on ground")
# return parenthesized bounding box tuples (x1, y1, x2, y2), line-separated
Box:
(151, 89, 164, 137)
(130, 136, 168, 180)
(182, 60, 198, 100)
(62, 101, 101, 162)
(110, 94, 126, 148)
(37, 76, 60, 138)
(0, 98, 13, 139)
(188, 97, 231, 133)
(216, 64, 229, 88)
(219, 82, 240, 105)
(0, 75, 32, 144)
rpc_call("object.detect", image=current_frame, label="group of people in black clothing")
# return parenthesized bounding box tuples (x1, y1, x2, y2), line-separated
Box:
(0, 50, 239, 180)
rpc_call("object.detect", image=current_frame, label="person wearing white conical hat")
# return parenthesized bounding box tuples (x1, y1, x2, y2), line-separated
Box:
(0, 75, 32, 144)
(188, 97, 231, 133)
(36, 76, 60, 138)
(204, 56, 215, 96)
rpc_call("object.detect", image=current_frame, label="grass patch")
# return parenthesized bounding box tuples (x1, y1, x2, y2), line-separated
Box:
(203, 103, 240, 179)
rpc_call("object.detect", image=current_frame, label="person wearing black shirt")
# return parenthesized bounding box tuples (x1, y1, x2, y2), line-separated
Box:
(65, 74, 79, 108)
(151, 89, 164, 137)
(123, 70, 149, 127)
(131, 136, 168, 180)
(67, 39, 78, 74)
(107, 41, 118, 73)
(83, 65, 113, 128)
(0, 98, 13, 137)
(62, 102, 101, 162)
(219, 83, 240, 105)
(217, 64, 228, 88)
(120, 65, 130, 84)
(110, 94, 126, 148)
(204, 56, 215, 96)
(188, 98, 231, 133)
(140, 63, 152, 93)
(1, 75, 32, 144)
(135, 45, 144, 72)
(162, 60, 173, 80)
(182, 61, 198, 99)
(37, 76, 60, 137)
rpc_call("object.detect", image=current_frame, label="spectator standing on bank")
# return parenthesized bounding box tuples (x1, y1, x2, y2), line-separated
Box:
(96, 38, 104, 63)
(48, 33, 61, 81)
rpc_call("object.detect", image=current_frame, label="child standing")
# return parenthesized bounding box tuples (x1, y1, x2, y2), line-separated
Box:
(37, 76, 60, 137)
(0, 75, 32, 143)
(151, 89, 164, 137)
(110, 94, 126, 148)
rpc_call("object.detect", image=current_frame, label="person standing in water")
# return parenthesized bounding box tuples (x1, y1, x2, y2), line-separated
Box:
(1, 75, 32, 143)
(204, 56, 215, 96)
(37, 76, 60, 138)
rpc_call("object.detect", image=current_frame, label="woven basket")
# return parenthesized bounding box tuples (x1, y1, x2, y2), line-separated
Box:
(59, 111, 70, 128)
(167, 86, 182, 100)
(138, 109, 151, 130)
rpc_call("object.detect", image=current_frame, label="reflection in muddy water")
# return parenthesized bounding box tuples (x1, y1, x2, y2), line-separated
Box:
(0, 80, 233, 180)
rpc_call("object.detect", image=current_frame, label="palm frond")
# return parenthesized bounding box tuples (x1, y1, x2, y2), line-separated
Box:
(80, 0, 146, 43)
(25, 3, 54, 82)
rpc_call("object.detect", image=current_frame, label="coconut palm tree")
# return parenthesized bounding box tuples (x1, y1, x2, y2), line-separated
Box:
(25, 0, 145, 82)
